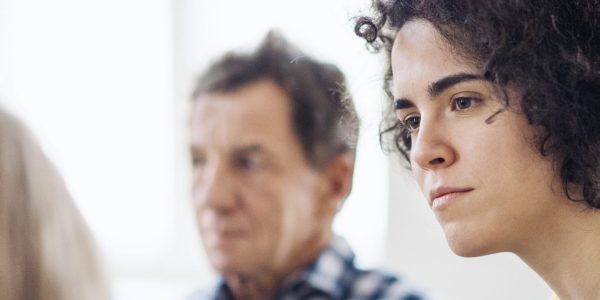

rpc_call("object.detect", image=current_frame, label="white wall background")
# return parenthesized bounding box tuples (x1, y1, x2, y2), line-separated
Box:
(0, 0, 552, 299)
(0, 0, 207, 298)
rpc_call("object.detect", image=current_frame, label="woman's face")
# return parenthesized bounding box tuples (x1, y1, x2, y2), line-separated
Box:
(390, 20, 565, 256)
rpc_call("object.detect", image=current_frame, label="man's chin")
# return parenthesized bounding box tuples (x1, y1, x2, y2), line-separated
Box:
(208, 250, 257, 274)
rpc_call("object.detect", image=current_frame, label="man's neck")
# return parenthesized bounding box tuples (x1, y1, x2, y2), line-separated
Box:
(224, 231, 332, 300)
(225, 274, 280, 300)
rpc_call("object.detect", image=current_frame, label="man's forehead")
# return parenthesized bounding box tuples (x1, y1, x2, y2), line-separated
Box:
(190, 86, 299, 153)
(193, 81, 292, 121)
(189, 117, 274, 149)
(191, 98, 288, 138)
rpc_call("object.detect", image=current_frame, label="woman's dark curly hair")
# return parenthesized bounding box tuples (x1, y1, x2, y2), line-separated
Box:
(355, 0, 600, 208)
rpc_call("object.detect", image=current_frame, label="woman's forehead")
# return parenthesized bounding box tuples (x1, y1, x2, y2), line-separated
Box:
(391, 22, 480, 99)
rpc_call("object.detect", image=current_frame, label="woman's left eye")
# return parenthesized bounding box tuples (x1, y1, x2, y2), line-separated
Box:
(452, 97, 477, 111)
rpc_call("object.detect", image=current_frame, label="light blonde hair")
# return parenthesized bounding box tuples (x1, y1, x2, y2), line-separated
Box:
(0, 109, 109, 300)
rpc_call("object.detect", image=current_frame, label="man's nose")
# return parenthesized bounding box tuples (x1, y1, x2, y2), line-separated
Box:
(193, 165, 237, 213)
(410, 118, 456, 171)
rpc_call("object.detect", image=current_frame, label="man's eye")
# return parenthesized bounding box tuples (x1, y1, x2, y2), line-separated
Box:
(452, 97, 476, 110)
(191, 155, 206, 167)
(237, 156, 261, 170)
(403, 115, 421, 131)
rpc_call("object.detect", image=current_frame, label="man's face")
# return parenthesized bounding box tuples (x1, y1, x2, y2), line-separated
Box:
(190, 79, 331, 276)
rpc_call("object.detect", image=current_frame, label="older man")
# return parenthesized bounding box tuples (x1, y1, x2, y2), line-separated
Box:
(188, 33, 429, 300)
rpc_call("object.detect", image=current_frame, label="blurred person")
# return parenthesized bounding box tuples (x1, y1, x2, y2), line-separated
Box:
(188, 32, 431, 300)
(0, 108, 109, 300)
(356, 1, 600, 299)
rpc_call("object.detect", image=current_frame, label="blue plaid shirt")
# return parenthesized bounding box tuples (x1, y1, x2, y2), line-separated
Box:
(190, 237, 431, 300)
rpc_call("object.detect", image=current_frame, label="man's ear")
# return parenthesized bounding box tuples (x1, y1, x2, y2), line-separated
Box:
(318, 153, 354, 215)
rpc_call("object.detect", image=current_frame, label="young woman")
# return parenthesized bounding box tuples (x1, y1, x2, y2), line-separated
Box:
(356, 1, 600, 299)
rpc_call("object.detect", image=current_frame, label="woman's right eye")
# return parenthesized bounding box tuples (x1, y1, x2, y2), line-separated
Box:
(403, 115, 421, 132)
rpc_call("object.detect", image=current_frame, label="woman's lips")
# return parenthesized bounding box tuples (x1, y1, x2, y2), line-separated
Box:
(429, 187, 474, 211)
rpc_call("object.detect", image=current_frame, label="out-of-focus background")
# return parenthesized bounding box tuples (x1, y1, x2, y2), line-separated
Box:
(0, 0, 551, 299)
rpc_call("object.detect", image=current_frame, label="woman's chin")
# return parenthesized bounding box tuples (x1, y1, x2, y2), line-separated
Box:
(444, 227, 500, 258)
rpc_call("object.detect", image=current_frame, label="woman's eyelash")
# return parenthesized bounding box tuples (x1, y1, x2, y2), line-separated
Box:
(395, 94, 482, 134)
(451, 96, 482, 111)
(401, 115, 421, 132)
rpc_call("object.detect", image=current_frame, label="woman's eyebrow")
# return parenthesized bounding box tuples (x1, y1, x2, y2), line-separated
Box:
(393, 73, 484, 110)
(394, 98, 414, 110)
(428, 73, 484, 97)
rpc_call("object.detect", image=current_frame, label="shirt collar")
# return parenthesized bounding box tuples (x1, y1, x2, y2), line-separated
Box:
(214, 236, 355, 300)
(279, 236, 356, 299)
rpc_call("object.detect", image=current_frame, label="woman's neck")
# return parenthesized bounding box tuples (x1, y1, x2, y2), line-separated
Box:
(516, 202, 600, 300)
